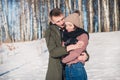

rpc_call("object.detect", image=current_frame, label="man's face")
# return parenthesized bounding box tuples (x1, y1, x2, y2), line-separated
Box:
(51, 14, 65, 28)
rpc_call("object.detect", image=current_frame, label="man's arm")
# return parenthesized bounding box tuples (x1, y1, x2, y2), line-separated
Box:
(44, 29, 68, 58)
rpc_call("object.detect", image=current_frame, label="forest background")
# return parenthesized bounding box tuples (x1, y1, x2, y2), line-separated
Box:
(0, 0, 120, 43)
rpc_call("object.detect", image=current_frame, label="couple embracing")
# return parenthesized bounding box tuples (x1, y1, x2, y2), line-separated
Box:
(44, 8, 89, 80)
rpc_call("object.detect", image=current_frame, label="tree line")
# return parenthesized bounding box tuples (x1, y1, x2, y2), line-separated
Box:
(0, 0, 120, 43)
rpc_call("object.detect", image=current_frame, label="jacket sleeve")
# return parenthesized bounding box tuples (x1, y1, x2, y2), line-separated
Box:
(62, 33, 89, 63)
(44, 29, 68, 58)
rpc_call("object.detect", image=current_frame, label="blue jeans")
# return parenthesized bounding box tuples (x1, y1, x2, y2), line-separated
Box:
(65, 62, 87, 80)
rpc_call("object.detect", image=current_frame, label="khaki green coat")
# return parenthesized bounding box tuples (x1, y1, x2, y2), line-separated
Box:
(44, 24, 68, 80)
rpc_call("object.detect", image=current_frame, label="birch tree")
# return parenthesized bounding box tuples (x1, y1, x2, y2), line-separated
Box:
(68, 0, 72, 13)
(1, 0, 11, 42)
(0, 0, 2, 43)
(65, 0, 70, 15)
(89, 0, 93, 32)
(31, 0, 37, 39)
(57, 0, 60, 8)
(78, 0, 83, 28)
(54, 0, 56, 8)
(114, 0, 119, 31)
(20, 0, 25, 41)
(103, 0, 110, 32)
(47, 0, 50, 18)
(40, 0, 46, 37)
(25, 1, 30, 41)
(74, 0, 76, 10)
(98, 0, 101, 32)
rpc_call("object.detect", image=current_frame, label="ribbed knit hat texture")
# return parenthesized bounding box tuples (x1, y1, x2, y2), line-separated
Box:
(65, 13, 80, 27)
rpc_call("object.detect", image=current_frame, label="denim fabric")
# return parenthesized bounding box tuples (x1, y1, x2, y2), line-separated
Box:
(65, 62, 87, 80)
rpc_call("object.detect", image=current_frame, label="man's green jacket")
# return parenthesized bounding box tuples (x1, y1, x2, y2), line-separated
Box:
(44, 24, 68, 80)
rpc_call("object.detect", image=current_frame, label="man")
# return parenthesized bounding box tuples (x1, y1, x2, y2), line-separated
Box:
(44, 8, 88, 80)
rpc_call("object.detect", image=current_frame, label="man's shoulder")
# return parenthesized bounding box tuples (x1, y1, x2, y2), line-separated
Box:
(49, 24, 58, 28)
(48, 24, 59, 31)
(45, 24, 56, 33)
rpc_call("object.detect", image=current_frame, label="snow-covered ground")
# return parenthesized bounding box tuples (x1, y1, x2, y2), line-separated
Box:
(86, 31, 120, 80)
(0, 31, 120, 80)
(0, 39, 49, 80)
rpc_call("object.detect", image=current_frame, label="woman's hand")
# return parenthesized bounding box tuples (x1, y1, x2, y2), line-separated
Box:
(66, 41, 84, 51)
(66, 44, 80, 52)
(76, 41, 84, 48)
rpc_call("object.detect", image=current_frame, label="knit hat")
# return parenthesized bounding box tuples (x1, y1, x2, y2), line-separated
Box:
(65, 13, 80, 27)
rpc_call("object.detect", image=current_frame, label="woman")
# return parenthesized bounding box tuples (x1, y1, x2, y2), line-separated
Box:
(62, 11, 89, 80)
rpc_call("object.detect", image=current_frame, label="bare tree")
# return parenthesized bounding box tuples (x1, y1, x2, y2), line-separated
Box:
(20, 0, 25, 41)
(65, 0, 70, 14)
(0, 0, 2, 43)
(98, 0, 101, 32)
(1, 0, 11, 42)
(68, 0, 72, 13)
(57, 0, 60, 8)
(74, 0, 76, 10)
(40, 0, 47, 37)
(0, 0, 3, 43)
(103, 0, 110, 32)
(89, 0, 93, 32)
(78, 0, 83, 28)
(54, 0, 56, 8)
(25, 0, 31, 41)
(47, 0, 50, 16)
(32, 0, 37, 39)
(114, 0, 119, 31)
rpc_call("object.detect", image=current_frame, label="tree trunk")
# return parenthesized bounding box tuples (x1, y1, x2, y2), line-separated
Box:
(98, 0, 101, 32)
(68, 0, 72, 13)
(40, 0, 46, 37)
(78, 0, 83, 28)
(74, 0, 76, 10)
(47, 0, 50, 15)
(32, 0, 37, 39)
(65, 0, 70, 14)
(0, 0, 2, 43)
(0, 0, 3, 43)
(1, 0, 11, 42)
(114, 0, 118, 31)
(89, 0, 93, 32)
(57, 0, 60, 8)
(103, 0, 110, 32)
(54, 0, 56, 8)
(20, 0, 25, 41)
(26, 1, 30, 41)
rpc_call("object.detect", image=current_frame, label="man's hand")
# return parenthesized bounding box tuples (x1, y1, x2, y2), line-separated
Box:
(77, 52, 89, 62)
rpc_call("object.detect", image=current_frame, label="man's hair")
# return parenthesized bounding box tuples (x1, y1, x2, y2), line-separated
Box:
(49, 8, 63, 19)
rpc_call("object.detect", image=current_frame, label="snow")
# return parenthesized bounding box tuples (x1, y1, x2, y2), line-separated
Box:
(0, 38, 49, 80)
(86, 31, 120, 80)
(0, 31, 120, 80)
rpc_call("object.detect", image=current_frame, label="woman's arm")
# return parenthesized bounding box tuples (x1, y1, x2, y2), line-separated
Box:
(62, 33, 89, 63)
